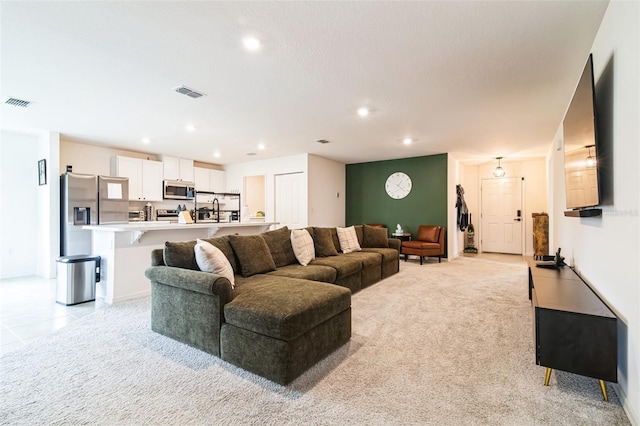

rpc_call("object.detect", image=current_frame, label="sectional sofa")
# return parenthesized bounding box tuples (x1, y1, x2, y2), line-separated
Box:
(145, 225, 400, 384)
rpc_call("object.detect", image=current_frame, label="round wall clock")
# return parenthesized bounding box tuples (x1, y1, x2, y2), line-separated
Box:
(385, 172, 412, 199)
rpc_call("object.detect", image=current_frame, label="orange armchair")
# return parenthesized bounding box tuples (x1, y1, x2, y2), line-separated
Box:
(402, 226, 446, 264)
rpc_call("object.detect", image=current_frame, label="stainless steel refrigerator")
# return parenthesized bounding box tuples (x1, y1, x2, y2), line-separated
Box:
(60, 173, 129, 256)
(60, 173, 98, 256)
(97, 175, 129, 225)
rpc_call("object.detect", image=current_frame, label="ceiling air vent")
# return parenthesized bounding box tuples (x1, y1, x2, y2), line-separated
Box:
(173, 85, 206, 99)
(316, 139, 330, 144)
(4, 97, 33, 108)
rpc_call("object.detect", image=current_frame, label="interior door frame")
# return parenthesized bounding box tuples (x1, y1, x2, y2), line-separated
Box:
(478, 176, 526, 255)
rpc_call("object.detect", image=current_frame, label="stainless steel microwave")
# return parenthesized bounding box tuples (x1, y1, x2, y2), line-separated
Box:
(163, 180, 195, 200)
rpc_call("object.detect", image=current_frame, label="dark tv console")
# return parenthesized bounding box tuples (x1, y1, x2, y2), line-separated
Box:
(527, 258, 617, 401)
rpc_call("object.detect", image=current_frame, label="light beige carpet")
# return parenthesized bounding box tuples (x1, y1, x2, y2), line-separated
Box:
(0, 257, 630, 425)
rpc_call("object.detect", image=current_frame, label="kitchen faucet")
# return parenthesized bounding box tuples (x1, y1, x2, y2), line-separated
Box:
(212, 198, 220, 223)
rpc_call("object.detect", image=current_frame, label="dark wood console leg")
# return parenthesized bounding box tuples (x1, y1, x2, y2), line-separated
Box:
(599, 380, 609, 402)
(544, 368, 552, 386)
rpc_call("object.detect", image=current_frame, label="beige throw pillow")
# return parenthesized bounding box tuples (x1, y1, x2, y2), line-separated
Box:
(337, 226, 361, 253)
(194, 239, 235, 288)
(290, 229, 315, 266)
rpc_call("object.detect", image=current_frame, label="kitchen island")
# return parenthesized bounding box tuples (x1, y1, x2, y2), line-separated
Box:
(84, 221, 277, 304)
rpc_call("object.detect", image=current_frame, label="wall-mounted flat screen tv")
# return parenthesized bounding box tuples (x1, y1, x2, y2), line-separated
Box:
(563, 54, 600, 211)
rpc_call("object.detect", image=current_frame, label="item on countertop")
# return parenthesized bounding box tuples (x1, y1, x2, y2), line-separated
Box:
(178, 210, 193, 224)
(144, 202, 155, 221)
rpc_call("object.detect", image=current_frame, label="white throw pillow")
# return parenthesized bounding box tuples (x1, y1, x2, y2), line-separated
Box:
(194, 239, 235, 288)
(290, 229, 315, 266)
(337, 226, 361, 254)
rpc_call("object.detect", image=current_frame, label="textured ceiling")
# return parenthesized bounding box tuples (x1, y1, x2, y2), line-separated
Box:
(1, 1, 608, 165)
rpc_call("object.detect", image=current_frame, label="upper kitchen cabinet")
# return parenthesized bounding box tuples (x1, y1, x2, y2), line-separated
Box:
(162, 155, 194, 182)
(194, 167, 225, 192)
(114, 156, 163, 201)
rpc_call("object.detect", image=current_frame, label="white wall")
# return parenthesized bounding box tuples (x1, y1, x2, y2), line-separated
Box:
(0, 130, 60, 279)
(308, 154, 345, 227)
(37, 132, 60, 278)
(0, 131, 40, 278)
(224, 154, 309, 226)
(225, 154, 347, 228)
(60, 140, 159, 176)
(549, 1, 639, 422)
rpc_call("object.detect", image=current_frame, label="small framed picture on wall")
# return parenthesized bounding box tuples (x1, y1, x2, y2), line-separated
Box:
(38, 159, 47, 186)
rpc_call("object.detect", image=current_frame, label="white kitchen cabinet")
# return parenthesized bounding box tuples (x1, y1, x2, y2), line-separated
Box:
(162, 155, 194, 182)
(211, 170, 225, 192)
(141, 160, 163, 201)
(194, 167, 225, 192)
(194, 167, 212, 191)
(115, 156, 163, 201)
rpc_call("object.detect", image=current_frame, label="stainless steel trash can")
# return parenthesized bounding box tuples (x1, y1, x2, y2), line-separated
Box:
(55, 255, 101, 305)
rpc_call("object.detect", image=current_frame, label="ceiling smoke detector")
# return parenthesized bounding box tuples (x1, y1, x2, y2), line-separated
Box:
(173, 85, 206, 99)
(4, 97, 33, 108)
(316, 139, 330, 144)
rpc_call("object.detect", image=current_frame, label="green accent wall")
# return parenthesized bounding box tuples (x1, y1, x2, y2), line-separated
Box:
(346, 153, 448, 239)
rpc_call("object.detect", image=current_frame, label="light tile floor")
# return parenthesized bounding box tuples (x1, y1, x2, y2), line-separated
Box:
(0, 252, 523, 355)
(0, 275, 105, 355)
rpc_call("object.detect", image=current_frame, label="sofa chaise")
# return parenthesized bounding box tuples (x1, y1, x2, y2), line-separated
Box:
(145, 225, 400, 384)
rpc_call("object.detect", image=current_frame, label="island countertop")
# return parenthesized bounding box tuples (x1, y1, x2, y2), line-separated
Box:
(84, 221, 278, 232)
(83, 221, 277, 305)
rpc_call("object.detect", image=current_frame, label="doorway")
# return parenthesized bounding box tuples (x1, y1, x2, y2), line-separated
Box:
(480, 177, 523, 254)
(243, 175, 265, 218)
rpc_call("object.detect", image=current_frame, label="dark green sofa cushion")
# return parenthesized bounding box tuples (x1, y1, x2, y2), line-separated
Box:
(311, 255, 362, 279)
(224, 277, 351, 341)
(267, 263, 337, 283)
(361, 247, 399, 262)
(260, 226, 297, 268)
(362, 225, 389, 248)
(228, 235, 277, 277)
(202, 235, 239, 274)
(163, 240, 198, 271)
(312, 227, 339, 257)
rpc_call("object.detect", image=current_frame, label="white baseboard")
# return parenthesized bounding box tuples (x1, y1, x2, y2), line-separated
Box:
(111, 290, 150, 304)
(613, 383, 639, 425)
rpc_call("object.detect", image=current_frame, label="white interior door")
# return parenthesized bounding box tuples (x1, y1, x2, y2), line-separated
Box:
(481, 177, 523, 254)
(275, 172, 305, 229)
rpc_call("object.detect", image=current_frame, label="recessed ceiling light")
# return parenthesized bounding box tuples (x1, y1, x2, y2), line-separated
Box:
(258, 143, 266, 150)
(403, 138, 413, 145)
(243, 36, 261, 51)
(357, 107, 369, 117)
(141, 138, 151, 144)
(213, 151, 221, 158)
(186, 124, 196, 132)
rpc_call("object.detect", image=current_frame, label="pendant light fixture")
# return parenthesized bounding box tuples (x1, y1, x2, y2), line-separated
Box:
(585, 145, 597, 168)
(493, 157, 506, 177)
